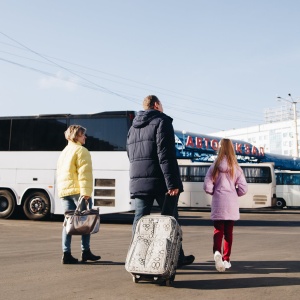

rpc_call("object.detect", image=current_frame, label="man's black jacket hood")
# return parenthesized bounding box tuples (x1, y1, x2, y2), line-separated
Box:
(132, 109, 173, 128)
(126, 109, 183, 198)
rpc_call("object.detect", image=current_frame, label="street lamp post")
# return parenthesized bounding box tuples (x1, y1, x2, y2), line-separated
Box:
(277, 94, 300, 157)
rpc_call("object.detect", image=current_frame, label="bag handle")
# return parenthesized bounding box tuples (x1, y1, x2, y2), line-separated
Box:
(74, 196, 90, 214)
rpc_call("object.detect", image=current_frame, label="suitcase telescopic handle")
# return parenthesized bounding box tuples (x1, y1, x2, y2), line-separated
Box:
(161, 193, 178, 216)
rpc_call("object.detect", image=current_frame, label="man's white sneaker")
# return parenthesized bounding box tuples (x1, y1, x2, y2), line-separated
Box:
(214, 251, 225, 272)
(224, 260, 231, 269)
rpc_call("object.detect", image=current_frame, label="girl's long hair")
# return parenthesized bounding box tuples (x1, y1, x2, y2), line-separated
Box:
(212, 138, 239, 181)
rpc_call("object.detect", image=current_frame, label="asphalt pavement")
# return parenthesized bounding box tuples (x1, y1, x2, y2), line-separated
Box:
(0, 208, 300, 300)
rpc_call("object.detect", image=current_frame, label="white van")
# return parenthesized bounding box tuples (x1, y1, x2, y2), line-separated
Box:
(275, 170, 300, 208)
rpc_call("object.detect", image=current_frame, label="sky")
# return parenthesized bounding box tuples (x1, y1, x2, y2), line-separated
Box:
(1, 0, 300, 134)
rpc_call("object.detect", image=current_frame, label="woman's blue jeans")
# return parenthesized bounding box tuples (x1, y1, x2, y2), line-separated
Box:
(61, 194, 92, 253)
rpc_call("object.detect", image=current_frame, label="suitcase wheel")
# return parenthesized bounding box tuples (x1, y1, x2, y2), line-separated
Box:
(165, 279, 173, 287)
(132, 275, 140, 283)
(163, 274, 176, 287)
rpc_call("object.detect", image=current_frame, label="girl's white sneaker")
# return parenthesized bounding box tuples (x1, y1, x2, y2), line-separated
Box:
(224, 260, 231, 269)
(214, 251, 225, 272)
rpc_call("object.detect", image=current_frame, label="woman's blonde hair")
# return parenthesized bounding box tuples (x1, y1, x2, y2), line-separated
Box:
(212, 138, 239, 180)
(64, 125, 86, 143)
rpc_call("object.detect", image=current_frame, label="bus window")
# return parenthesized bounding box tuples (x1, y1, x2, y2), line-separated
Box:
(9, 118, 67, 151)
(283, 174, 293, 185)
(0, 119, 10, 151)
(275, 173, 283, 185)
(179, 166, 189, 182)
(241, 166, 271, 184)
(282, 173, 300, 185)
(70, 117, 129, 151)
(179, 166, 209, 182)
(189, 166, 209, 182)
(292, 174, 300, 185)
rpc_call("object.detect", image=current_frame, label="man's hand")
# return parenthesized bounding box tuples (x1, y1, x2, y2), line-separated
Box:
(167, 189, 179, 196)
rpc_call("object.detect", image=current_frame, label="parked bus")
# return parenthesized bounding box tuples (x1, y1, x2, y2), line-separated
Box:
(275, 170, 300, 208)
(0, 111, 283, 220)
(177, 160, 277, 208)
(0, 111, 135, 220)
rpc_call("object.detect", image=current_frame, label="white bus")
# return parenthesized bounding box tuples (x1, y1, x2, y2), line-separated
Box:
(177, 160, 277, 209)
(0, 111, 136, 220)
(275, 170, 300, 208)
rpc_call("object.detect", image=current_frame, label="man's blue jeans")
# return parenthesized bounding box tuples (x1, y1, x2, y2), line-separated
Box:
(132, 193, 185, 262)
(61, 194, 92, 253)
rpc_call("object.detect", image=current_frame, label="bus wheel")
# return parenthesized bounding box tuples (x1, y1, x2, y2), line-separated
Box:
(0, 190, 16, 219)
(276, 198, 286, 209)
(23, 192, 50, 220)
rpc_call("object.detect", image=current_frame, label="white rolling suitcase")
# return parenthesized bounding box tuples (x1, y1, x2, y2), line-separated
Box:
(125, 214, 182, 286)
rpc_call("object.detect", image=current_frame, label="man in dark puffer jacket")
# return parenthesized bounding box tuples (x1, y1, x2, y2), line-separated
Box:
(126, 95, 195, 268)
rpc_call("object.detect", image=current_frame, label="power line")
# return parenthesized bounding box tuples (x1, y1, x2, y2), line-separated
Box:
(0, 32, 264, 129)
(0, 31, 137, 103)
(0, 36, 261, 116)
(0, 54, 263, 128)
(0, 51, 263, 124)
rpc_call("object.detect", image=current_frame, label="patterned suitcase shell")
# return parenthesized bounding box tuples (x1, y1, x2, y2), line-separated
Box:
(125, 215, 182, 284)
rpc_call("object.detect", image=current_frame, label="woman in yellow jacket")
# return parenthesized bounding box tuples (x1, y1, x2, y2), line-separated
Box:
(57, 125, 100, 264)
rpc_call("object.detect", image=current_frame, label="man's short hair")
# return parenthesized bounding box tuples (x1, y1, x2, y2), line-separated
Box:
(143, 95, 160, 110)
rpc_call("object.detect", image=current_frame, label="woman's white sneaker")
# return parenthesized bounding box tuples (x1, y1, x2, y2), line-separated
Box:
(214, 251, 225, 272)
(224, 260, 231, 269)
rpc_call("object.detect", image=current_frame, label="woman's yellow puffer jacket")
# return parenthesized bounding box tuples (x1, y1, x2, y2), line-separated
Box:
(57, 141, 93, 198)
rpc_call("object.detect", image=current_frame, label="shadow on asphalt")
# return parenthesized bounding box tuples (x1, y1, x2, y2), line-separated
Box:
(174, 260, 300, 289)
(8, 208, 300, 227)
(174, 276, 300, 289)
(177, 260, 300, 274)
(179, 218, 300, 227)
(7, 213, 300, 228)
(79, 260, 125, 266)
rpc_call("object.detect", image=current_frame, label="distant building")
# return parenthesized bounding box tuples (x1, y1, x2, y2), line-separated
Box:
(212, 106, 300, 157)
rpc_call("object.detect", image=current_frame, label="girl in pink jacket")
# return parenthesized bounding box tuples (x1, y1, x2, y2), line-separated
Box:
(204, 138, 248, 272)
